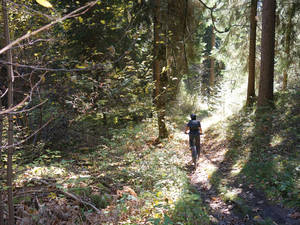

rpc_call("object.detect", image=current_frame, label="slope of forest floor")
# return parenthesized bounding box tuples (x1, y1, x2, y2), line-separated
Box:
(11, 118, 211, 225)
(6, 87, 300, 225)
(191, 86, 300, 225)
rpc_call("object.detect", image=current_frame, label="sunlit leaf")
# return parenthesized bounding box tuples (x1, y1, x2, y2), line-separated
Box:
(41, 75, 45, 83)
(36, 0, 53, 8)
(75, 65, 87, 69)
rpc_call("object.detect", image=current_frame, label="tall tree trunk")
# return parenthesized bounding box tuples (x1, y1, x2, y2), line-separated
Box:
(0, 95, 4, 225)
(209, 26, 215, 87)
(166, 0, 188, 101)
(282, 3, 295, 90)
(153, 0, 168, 139)
(257, 0, 276, 108)
(246, 0, 258, 106)
(2, 0, 15, 224)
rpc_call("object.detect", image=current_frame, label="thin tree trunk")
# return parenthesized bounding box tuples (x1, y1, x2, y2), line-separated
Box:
(2, 0, 15, 224)
(258, 0, 276, 108)
(282, 3, 295, 90)
(0, 95, 4, 225)
(153, 0, 160, 104)
(153, 0, 168, 139)
(246, 0, 258, 106)
(209, 27, 215, 87)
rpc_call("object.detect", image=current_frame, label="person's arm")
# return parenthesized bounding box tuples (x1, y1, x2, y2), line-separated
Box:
(199, 121, 203, 134)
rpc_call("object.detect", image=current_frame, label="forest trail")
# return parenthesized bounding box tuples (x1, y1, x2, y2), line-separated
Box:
(177, 129, 300, 225)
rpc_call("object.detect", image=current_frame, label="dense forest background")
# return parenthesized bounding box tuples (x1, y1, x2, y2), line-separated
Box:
(0, 0, 299, 224)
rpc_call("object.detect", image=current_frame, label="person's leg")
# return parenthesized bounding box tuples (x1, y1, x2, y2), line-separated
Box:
(195, 135, 200, 157)
(189, 134, 194, 149)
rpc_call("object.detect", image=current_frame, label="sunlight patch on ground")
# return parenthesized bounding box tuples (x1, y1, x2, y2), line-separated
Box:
(229, 150, 251, 177)
(223, 188, 243, 200)
(174, 130, 189, 141)
(15, 165, 67, 187)
(15, 164, 91, 188)
(192, 159, 217, 188)
(270, 134, 284, 147)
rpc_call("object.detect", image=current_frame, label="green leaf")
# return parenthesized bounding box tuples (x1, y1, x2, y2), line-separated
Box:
(36, 0, 53, 8)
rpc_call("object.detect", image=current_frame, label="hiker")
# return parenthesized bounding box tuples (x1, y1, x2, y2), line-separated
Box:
(185, 114, 203, 157)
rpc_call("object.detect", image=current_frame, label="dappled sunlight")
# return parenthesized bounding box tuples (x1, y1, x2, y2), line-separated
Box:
(15, 165, 68, 186)
(270, 134, 284, 147)
(229, 150, 251, 177)
(14, 163, 95, 190)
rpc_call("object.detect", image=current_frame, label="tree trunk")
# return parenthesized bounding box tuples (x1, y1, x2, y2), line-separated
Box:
(282, 3, 295, 90)
(257, 0, 276, 108)
(153, 0, 168, 139)
(209, 27, 215, 87)
(166, 0, 188, 101)
(0, 95, 4, 225)
(246, 0, 258, 106)
(2, 0, 15, 224)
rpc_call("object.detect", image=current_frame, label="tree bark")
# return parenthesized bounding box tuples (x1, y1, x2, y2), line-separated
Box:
(153, 0, 168, 139)
(246, 0, 258, 107)
(2, 0, 15, 224)
(0, 94, 4, 225)
(257, 0, 276, 108)
(209, 26, 215, 87)
(282, 3, 295, 90)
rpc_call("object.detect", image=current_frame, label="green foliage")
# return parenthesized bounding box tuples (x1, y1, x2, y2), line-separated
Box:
(223, 86, 300, 208)
(171, 186, 209, 225)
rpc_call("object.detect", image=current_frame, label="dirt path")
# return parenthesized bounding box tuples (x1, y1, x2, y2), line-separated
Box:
(182, 133, 300, 225)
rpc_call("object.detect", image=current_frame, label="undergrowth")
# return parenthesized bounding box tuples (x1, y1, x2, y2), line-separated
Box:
(15, 118, 209, 224)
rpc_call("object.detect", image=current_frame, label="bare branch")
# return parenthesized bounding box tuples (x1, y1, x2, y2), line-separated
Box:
(0, 0, 99, 55)
(10, 99, 47, 114)
(0, 89, 8, 98)
(0, 96, 29, 115)
(0, 60, 103, 72)
(0, 117, 54, 149)
(0, 71, 46, 115)
(198, 0, 230, 33)
(59, 190, 102, 214)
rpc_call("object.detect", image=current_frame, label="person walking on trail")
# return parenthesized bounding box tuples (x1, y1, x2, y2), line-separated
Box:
(185, 114, 203, 158)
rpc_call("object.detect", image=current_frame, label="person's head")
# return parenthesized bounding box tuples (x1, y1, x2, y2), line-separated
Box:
(190, 114, 196, 120)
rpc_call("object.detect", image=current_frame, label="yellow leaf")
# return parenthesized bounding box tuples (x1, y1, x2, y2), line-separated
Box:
(41, 75, 45, 83)
(75, 65, 86, 69)
(78, 17, 83, 23)
(36, 0, 53, 8)
(100, 20, 106, 24)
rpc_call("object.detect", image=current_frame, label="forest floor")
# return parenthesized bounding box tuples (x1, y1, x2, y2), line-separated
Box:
(9, 87, 300, 224)
(9, 122, 300, 225)
(187, 130, 300, 225)
(10, 119, 300, 224)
